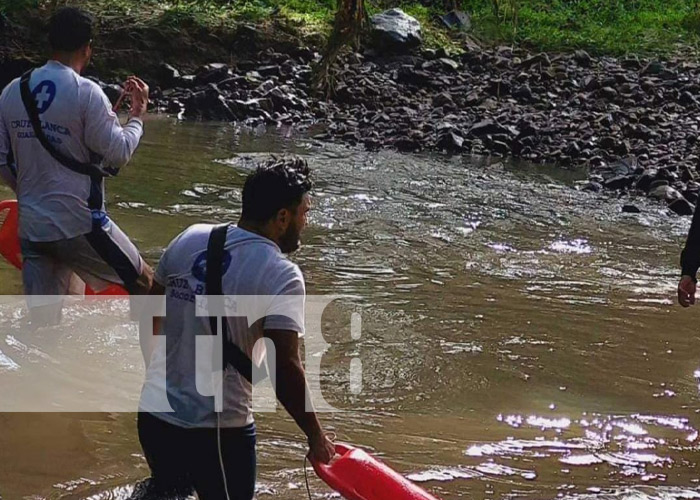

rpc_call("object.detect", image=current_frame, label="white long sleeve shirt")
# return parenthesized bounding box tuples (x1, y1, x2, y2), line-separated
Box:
(0, 60, 143, 241)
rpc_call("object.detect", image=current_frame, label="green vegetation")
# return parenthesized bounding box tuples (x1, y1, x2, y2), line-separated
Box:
(1, 0, 699, 55)
(0, 0, 35, 16)
(465, 0, 700, 54)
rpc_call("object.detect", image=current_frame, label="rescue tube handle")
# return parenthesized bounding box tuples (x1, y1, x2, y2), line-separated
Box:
(0, 199, 17, 211)
(310, 442, 352, 473)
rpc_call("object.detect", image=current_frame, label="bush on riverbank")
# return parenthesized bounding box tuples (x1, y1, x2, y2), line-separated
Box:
(1, 0, 699, 55)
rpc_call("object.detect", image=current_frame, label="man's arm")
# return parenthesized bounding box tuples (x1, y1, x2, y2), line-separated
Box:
(681, 202, 700, 280)
(82, 78, 147, 170)
(264, 328, 335, 464)
(678, 202, 700, 306)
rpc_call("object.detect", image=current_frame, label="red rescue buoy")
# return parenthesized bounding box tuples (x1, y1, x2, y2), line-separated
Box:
(311, 443, 442, 500)
(93, 283, 129, 296)
(0, 199, 22, 270)
(0, 199, 127, 296)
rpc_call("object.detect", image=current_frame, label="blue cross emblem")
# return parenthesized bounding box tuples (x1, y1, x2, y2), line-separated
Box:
(32, 80, 57, 114)
(192, 250, 232, 283)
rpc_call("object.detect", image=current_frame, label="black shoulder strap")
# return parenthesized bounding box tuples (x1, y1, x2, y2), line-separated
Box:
(206, 223, 255, 384)
(19, 69, 109, 179)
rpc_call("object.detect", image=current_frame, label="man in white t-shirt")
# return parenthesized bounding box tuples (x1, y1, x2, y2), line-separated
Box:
(135, 158, 335, 499)
(0, 7, 152, 323)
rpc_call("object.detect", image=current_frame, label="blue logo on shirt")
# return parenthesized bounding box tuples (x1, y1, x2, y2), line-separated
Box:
(192, 250, 232, 283)
(32, 80, 57, 114)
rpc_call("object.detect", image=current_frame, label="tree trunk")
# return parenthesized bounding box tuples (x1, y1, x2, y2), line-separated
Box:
(313, 0, 366, 98)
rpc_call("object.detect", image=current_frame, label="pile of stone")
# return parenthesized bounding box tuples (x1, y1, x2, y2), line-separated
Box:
(93, 8, 700, 215)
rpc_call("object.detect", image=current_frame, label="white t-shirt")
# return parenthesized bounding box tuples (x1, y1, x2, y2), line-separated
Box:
(139, 224, 306, 428)
(0, 60, 143, 241)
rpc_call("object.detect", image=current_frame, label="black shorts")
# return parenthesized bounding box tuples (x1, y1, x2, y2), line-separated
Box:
(135, 412, 256, 500)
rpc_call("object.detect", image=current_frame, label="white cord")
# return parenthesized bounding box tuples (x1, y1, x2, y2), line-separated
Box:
(216, 316, 232, 500)
(303, 431, 337, 500)
(304, 454, 312, 499)
(217, 411, 232, 500)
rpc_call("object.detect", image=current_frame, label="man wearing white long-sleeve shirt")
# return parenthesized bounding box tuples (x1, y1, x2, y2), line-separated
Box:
(0, 7, 153, 322)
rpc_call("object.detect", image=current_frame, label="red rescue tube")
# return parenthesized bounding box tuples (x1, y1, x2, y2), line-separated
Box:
(92, 283, 129, 296)
(311, 443, 442, 500)
(0, 200, 22, 270)
(0, 199, 128, 296)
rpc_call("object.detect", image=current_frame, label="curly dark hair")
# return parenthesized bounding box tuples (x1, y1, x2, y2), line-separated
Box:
(48, 7, 95, 52)
(241, 157, 313, 223)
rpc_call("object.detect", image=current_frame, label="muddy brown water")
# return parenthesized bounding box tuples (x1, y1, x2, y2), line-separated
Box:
(1, 118, 699, 500)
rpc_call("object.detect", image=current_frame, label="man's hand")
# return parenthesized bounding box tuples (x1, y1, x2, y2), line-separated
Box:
(126, 76, 149, 119)
(308, 432, 335, 464)
(678, 275, 697, 307)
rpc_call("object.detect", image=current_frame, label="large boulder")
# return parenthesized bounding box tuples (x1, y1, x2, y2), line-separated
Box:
(468, 119, 513, 138)
(649, 184, 682, 202)
(440, 10, 471, 31)
(156, 63, 181, 89)
(371, 9, 422, 53)
(184, 84, 236, 121)
(195, 63, 231, 86)
(669, 198, 695, 216)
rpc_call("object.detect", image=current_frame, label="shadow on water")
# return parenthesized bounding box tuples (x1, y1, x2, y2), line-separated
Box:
(0, 118, 699, 499)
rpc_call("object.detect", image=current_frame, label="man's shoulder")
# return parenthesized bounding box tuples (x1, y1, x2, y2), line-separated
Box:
(259, 249, 304, 288)
(170, 223, 215, 250)
(274, 253, 303, 277)
(185, 222, 217, 237)
(229, 228, 291, 261)
(169, 224, 278, 253)
(0, 78, 20, 101)
(227, 228, 304, 281)
(76, 75, 105, 96)
(2, 77, 20, 91)
(78, 75, 98, 88)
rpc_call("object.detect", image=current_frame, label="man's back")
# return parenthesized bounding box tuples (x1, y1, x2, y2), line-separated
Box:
(0, 7, 153, 319)
(134, 158, 334, 499)
(140, 224, 305, 428)
(0, 61, 143, 241)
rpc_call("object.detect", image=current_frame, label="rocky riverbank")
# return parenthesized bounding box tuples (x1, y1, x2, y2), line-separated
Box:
(4, 8, 700, 216)
(129, 42, 700, 216)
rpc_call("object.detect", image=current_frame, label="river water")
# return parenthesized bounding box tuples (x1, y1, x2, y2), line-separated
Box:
(1, 118, 699, 500)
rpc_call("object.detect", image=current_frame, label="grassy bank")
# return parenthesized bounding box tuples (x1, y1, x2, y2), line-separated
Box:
(1, 0, 700, 56)
(465, 0, 700, 55)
